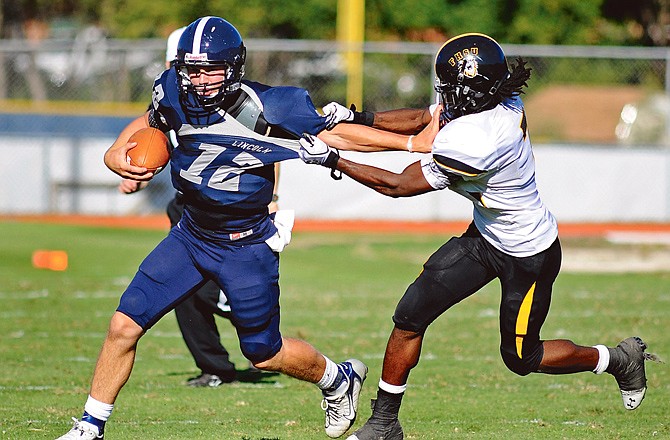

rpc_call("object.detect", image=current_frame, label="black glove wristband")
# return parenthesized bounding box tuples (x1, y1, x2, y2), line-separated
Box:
(348, 104, 375, 127)
(323, 150, 340, 169)
(351, 110, 375, 127)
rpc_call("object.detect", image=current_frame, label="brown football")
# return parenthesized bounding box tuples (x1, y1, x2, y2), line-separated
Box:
(127, 127, 170, 173)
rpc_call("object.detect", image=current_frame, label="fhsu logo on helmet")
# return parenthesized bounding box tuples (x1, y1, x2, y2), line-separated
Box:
(448, 47, 480, 78)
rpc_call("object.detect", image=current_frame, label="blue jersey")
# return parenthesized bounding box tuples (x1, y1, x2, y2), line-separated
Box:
(148, 68, 326, 241)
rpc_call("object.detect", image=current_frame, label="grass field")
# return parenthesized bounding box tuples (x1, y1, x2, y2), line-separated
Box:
(0, 220, 667, 439)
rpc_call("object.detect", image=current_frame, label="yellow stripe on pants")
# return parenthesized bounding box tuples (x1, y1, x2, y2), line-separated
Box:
(515, 282, 536, 358)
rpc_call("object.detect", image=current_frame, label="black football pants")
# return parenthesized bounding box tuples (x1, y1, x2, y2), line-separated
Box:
(393, 222, 562, 376)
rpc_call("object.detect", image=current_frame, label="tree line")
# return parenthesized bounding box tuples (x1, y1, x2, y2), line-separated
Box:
(0, 0, 666, 46)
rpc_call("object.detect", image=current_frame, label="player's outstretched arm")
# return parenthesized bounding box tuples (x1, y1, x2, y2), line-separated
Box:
(336, 158, 433, 198)
(318, 124, 411, 153)
(322, 101, 431, 134)
(318, 105, 441, 154)
(371, 107, 433, 134)
(298, 135, 434, 198)
(104, 112, 155, 180)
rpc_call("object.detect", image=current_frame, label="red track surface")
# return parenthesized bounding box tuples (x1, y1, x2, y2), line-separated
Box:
(4, 214, 670, 237)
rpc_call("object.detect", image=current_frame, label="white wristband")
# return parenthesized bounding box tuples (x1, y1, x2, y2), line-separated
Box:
(407, 135, 415, 153)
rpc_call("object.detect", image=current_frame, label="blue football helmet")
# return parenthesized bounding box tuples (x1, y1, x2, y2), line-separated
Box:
(175, 16, 246, 110)
(434, 33, 510, 120)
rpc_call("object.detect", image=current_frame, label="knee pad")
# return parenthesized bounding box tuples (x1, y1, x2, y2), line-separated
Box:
(117, 285, 151, 328)
(240, 341, 279, 364)
(239, 333, 281, 364)
(500, 341, 543, 376)
(237, 311, 283, 364)
(392, 279, 432, 334)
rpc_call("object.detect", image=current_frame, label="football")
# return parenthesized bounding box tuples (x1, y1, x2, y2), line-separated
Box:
(127, 127, 170, 173)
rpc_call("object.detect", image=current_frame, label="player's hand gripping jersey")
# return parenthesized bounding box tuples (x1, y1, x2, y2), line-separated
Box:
(149, 68, 326, 241)
(421, 96, 558, 256)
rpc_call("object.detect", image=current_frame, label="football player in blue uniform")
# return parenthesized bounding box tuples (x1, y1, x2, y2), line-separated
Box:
(57, 16, 435, 440)
(300, 34, 656, 440)
(120, 25, 241, 389)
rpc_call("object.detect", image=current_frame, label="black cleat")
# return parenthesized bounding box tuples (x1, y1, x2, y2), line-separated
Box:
(186, 372, 235, 387)
(346, 399, 404, 440)
(606, 336, 650, 410)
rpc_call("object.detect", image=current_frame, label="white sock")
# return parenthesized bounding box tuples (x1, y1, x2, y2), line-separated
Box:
(379, 379, 407, 394)
(316, 356, 340, 390)
(84, 395, 114, 421)
(592, 344, 610, 374)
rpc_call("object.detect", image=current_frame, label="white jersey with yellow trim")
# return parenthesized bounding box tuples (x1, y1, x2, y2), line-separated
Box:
(421, 95, 558, 257)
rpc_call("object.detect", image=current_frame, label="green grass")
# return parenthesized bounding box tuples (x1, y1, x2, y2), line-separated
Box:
(0, 221, 668, 439)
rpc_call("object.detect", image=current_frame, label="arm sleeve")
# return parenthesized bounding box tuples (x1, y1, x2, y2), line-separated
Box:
(147, 70, 177, 133)
(421, 155, 453, 190)
(259, 86, 328, 138)
(147, 109, 162, 130)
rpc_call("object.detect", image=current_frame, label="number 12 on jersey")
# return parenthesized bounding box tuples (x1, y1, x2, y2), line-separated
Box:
(180, 143, 263, 192)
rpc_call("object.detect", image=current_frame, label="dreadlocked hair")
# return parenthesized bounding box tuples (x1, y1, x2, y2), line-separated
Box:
(496, 57, 531, 100)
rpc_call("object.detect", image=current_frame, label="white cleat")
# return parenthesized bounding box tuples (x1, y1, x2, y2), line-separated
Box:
(322, 359, 368, 438)
(55, 418, 103, 439)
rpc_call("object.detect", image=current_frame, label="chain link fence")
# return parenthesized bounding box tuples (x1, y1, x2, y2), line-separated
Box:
(3, 38, 668, 122)
(1, 37, 669, 216)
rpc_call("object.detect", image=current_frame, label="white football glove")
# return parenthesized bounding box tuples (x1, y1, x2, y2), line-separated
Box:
(298, 134, 339, 168)
(323, 101, 354, 130)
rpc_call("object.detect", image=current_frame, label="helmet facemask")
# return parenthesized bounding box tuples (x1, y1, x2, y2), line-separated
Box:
(176, 61, 244, 110)
(434, 63, 506, 121)
(434, 79, 481, 121)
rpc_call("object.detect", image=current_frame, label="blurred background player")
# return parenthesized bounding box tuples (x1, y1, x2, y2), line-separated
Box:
(299, 33, 656, 440)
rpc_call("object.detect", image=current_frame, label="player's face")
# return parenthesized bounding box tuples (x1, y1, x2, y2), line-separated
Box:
(183, 65, 230, 97)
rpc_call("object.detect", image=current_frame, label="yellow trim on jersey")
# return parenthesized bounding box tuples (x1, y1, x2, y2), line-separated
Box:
(432, 158, 479, 177)
(515, 282, 536, 358)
